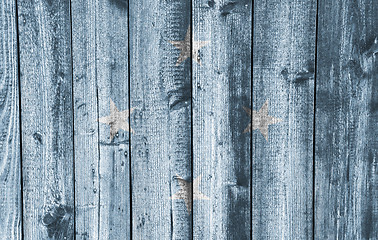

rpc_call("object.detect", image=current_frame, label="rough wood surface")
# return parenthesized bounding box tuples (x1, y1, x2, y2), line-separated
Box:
(4, 0, 377, 239)
(71, 1, 100, 238)
(315, 0, 378, 239)
(96, 1, 131, 239)
(252, 0, 317, 239)
(17, 0, 74, 239)
(0, 0, 22, 239)
(71, 0, 131, 239)
(192, 0, 252, 239)
(129, 0, 192, 239)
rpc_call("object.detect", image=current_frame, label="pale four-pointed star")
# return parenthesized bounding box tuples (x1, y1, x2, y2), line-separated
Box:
(170, 174, 209, 213)
(98, 98, 134, 141)
(243, 100, 282, 141)
(169, 26, 210, 66)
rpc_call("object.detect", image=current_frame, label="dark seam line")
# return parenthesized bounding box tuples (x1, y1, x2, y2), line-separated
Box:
(14, 0, 24, 239)
(312, 0, 320, 239)
(190, 1, 194, 239)
(68, 0, 76, 239)
(96, 87, 101, 239)
(94, 4, 101, 238)
(250, 1, 254, 239)
(127, 0, 133, 239)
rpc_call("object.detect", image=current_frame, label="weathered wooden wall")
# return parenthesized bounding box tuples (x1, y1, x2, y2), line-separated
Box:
(0, 0, 21, 239)
(0, 0, 376, 239)
(252, 0, 316, 239)
(71, 0, 131, 239)
(192, 1, 252, 239)
(129, 0, 192, 239)
(17, 0, 74, 239)
(315, 0, 378, 239)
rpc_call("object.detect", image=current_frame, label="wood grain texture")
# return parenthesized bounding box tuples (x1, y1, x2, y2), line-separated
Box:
(0, 0, 22, 239)
(96, 0, 130, 239)
(71, 0, 130, 239)
(71, 0, 100, 238)
(315, 0, 378, 239)
(129, 0, 192, 239)
(192, 0, 252, 239)
(17, 0, 74, 239)
(252, 0, 316, 239)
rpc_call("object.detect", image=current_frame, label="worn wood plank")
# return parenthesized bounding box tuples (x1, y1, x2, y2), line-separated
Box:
(129, 0, 192, 239)
(71, 0, 100, 238)
(315, 0, 378, 239)
(252, 0, 316, 239)
(17, 0, 74, 239)
(96, 1, 130, 239)
(71, 0, 130, 239)
(0, 0, 22, 239)
(192, 0, 252, 239)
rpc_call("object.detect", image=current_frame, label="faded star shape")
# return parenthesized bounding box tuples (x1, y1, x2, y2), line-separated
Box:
(170, 174, 209, 213)
(243, 100, 282, 141)
(98, 98, 134, 141)
(169, 26, 210, 66)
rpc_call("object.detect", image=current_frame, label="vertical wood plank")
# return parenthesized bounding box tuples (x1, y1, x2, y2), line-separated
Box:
(315, 0, 378, 239)
(252, 0, 316, 239)
(0, 0, 22, 239)
(71, 0, 99, 238)
(96, 1, 130, 239)
(71, 0, 131, 239)
(17, 0, 74, 239)
(192, 0, 252, 238)
(129, 0, 192, 239)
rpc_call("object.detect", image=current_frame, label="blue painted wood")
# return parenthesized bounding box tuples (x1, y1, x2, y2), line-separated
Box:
(7, 1, 377, 238)
(71, 0, 131, 239)
(17, 0, 74, 239)
(129, 0, 192, 239)
(0, 0, 22, 239)
(315, 0, 378, 239)
(96, 1, 131, 239)
(252, 0, 316, 239)
(192, 0, 252, 238)
(71, 1, 100, 238)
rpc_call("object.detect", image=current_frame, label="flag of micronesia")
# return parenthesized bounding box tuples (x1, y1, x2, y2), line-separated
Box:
(1, 0, 376, 239)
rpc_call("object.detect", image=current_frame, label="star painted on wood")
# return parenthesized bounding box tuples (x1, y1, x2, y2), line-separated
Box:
(169, 26, 210, 66)
(243, 100, 282, 141)
(98, 98, 134, 141)
(170, 174, 209, 213)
